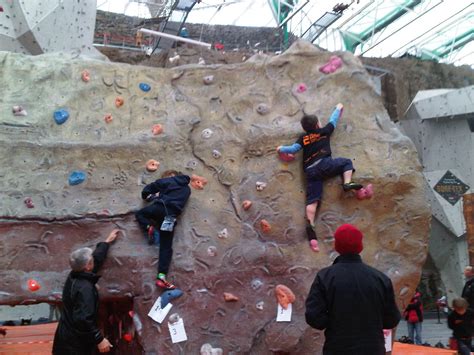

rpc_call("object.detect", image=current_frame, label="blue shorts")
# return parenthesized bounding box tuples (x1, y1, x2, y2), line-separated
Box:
(305, 157, 354, 204)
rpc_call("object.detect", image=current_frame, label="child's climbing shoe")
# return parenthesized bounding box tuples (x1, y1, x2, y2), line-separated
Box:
(156, 277, 176, 290)
(147, 226, 156, 245)
(306, 225, 317, 241)
(309, 239, 320, 252)
(342, 182, 363, 192)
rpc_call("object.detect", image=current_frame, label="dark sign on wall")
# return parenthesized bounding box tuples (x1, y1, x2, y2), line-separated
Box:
(433, 170, 470, 206)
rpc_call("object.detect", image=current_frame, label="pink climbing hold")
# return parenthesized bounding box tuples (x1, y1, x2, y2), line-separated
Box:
(0, 6, 3, 12)
(81, 70, 90, 82)
(27, 279, 41, 292)
(296, 83, 307, 93)
(223, 292, 239, 302)
(115, 97, 124, 108)
(24, 197, 34, 209)
(275, 284, 295, 310)
(356, 183, 374, 200)
(242, 200, 252, 211)
(191, 174, 207, 190)
(319, 55, 343, 74)
(278, 151, 295, 162)
(128, 310, 134, 318)
(104, 113, 113, 124)
(310, 239, 320, 252)
(146, 159, 160, 172)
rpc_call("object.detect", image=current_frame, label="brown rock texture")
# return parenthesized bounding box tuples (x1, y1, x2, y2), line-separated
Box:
(0, 41, 430, 353)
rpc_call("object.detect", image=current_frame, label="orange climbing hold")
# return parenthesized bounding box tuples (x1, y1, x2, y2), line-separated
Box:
(104, 113, 113, 123)
(242, 200, 252, 211)
(81, 70, 90, 82)
(152, 124, 163, 135)
(191, 174, 207, 190)
(260, 219, 271, 233)
(115, 97, 124, 108)
(275, 284, 295, 310)
(146, 159, 160, 172)
(223, 292, 239, 302)
(27, 279, 41, 292)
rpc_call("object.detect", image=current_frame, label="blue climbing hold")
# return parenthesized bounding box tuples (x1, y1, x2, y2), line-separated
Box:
(68, 171, 86, 186)
(54, 109, 69, 125)
(161, 288, 183, 308)
(139, 83, 151, 92)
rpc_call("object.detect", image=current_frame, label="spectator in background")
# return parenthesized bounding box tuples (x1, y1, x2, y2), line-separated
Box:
(448, 298, 474, 355)
(403, 291, 423, 344)
(462, 265, 474, 310)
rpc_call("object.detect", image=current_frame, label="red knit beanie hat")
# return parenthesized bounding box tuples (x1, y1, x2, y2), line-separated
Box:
(334, 224, 363, 255)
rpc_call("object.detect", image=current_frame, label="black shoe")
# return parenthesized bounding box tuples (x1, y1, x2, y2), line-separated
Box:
(342, 182, 363, 192)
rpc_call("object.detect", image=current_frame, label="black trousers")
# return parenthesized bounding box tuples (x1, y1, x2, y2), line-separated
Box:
(135, 202, 175, 275)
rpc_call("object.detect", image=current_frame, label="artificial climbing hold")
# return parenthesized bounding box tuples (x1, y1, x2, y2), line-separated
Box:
(256, 103, 269, 115)
(146, 159, 160, 172)
(115, 97, 124, 108)
(203, 75, 214, 85)
(200, 343, 223, 355)
(168, 313, 180, 325)
(24, 197, 34, 209)
(278, 151, 295, 162)
(152, 124, 163, 135)
(242, 200, 252, 210)
(260, 219, 271, 233)
(217, 228, 228, 239)
(198, 57, 206, 65)
(356, 183, 374, 200)
(201, 128, 213, 139)
(104, 113, 113, 124)
(53, 109, 69, 125)
(223, 292, 239, 302)
(212, 149, 221, 159)
(27, 279, 41, 292)
(251, 278, 263, 291)
(139, 83, 151, 92)
(191, 174, 207, 190)
(275, 284, 295, 310)
(68, 171, 86, 186)
(256, 301, 264, 310)
(207, 246, 217, 256)
(81, 70, 90, 82)
(296, 83, 307, 93)
(256, 181, 267, 191)
(161, 288, 184, 308)
(12, 105, 27, 116)
(319, 55, 343, 74)
(123, 333, 133, 342)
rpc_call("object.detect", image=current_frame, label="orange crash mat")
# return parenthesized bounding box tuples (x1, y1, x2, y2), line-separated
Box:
(0, 322, 57, 354)
(393, 341, 456, 354)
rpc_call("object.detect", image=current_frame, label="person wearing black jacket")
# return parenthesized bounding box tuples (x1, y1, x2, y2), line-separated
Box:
(305, 224, 401, 355)
(52, 229, 121, 354)
(448, 298, 474, 355)
(461, 266, 474, 310)
(135, 170, 191, 290)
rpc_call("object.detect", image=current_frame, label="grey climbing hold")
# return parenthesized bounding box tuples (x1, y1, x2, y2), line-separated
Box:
(12, 105, 28, 116)
(256, 103, 269, 115)
(201, 128, 213, 139)
(212, 149, 221, 159)
(185, 160, 198, 170)
(251, 278, 263, 291)
(207, 246, 217, 256)
(203, 75, 214, 85)
(54, 109, 69, 125)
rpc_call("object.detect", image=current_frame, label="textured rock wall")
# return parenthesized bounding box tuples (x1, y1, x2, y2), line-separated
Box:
(0, 41, 430, 353)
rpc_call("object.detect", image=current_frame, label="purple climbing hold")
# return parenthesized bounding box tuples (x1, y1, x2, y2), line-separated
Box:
(160, 288, 184, 308)
(68, 171, 86, 186)
(139, 83, 151, 92)
(54, 109, 69, 125)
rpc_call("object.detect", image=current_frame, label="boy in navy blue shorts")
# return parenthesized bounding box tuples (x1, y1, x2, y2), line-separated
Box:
(277, 103, 362, 252)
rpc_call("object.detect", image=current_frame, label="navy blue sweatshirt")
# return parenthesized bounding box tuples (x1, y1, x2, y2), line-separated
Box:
(141, 175, 191, 215)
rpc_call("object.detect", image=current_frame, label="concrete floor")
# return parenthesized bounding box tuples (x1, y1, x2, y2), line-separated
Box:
(396, 313, 453, 348)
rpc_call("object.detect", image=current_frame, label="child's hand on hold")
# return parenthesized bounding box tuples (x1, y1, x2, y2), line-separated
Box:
(336, 103, 343, 111)
(276, 146, 282, 153)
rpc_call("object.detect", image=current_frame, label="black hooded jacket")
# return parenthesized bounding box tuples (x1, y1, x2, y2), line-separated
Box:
(141, 175, 191, 215)
(52, 242, 109, 354)
(305, 254, 401, 355)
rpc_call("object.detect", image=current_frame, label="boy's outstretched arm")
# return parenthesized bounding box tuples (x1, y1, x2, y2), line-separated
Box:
(277, 142, 302, 154)
(328, 103, 344, 128)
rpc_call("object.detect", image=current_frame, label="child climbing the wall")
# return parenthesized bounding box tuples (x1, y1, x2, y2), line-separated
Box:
(277, 103, 363, 252)
(135, 170, 191, 290)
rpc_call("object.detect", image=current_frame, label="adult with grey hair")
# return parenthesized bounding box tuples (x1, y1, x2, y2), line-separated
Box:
(52, 229, 121, 354)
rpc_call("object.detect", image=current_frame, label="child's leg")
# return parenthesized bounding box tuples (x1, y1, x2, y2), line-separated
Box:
(158, 230, 175, 277)
(306, 202, 319, 228)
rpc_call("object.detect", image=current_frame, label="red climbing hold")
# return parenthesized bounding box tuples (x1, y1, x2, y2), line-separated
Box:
(214, 42, 224, 50)
(123, 333, 133, 342)
(223, 292, 239, 302)
(152, 124, 163, 135)
(260, 219, 271, 234)
(275, 284, 295, 310)
(27, 279, 41, 292)
(115, 97, 124, 108)
(278, 151, 295, 162)
(356, 183, 374, 200)
(319, 55, 343, 74)
(242, 200, 252, 211)
(24, 197, 34, 208)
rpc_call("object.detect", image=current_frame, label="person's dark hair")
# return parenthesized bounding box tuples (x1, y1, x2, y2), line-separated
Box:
(300, 114, 319, 132)
(162, 170, 180, 178)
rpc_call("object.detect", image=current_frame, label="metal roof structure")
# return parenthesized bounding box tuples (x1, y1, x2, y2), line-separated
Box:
(97, 0, 474, 67)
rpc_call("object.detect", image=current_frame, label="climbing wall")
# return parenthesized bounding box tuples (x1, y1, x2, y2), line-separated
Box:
(0, 41, 430, 353)
(0, 0, 99, 56)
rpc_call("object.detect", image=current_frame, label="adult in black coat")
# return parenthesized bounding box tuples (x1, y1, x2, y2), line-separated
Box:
(52, 229, 121, 354)
(305, 224, 401, 355)
(461, 265, 474, 310)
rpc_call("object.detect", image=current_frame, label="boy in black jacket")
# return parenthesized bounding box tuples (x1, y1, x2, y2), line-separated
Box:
(135, 170, 191, 290)
(448, 298, 474, 355)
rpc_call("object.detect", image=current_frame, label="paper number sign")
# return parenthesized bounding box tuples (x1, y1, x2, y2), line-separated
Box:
(147, 297, 172, 324)
(276, 303, 292, 322)
(168, 318, 187, 343)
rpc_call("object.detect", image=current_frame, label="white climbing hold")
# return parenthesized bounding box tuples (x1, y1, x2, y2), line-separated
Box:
(201, 128, 213, 139)
(169, 53, 180, 63)
(200, 343, 223, 355)
(256, 301, 264, 310)
(256, 181, 267, 191)
(212, 149, 221, 159)
(12, 105, 27, 116)
(207, 246, 217, 256)
(203, 75, 214, 85)
(198, 57, 206, 65)
(218, 228, 228, 239)
(256, 103, 269, 115)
